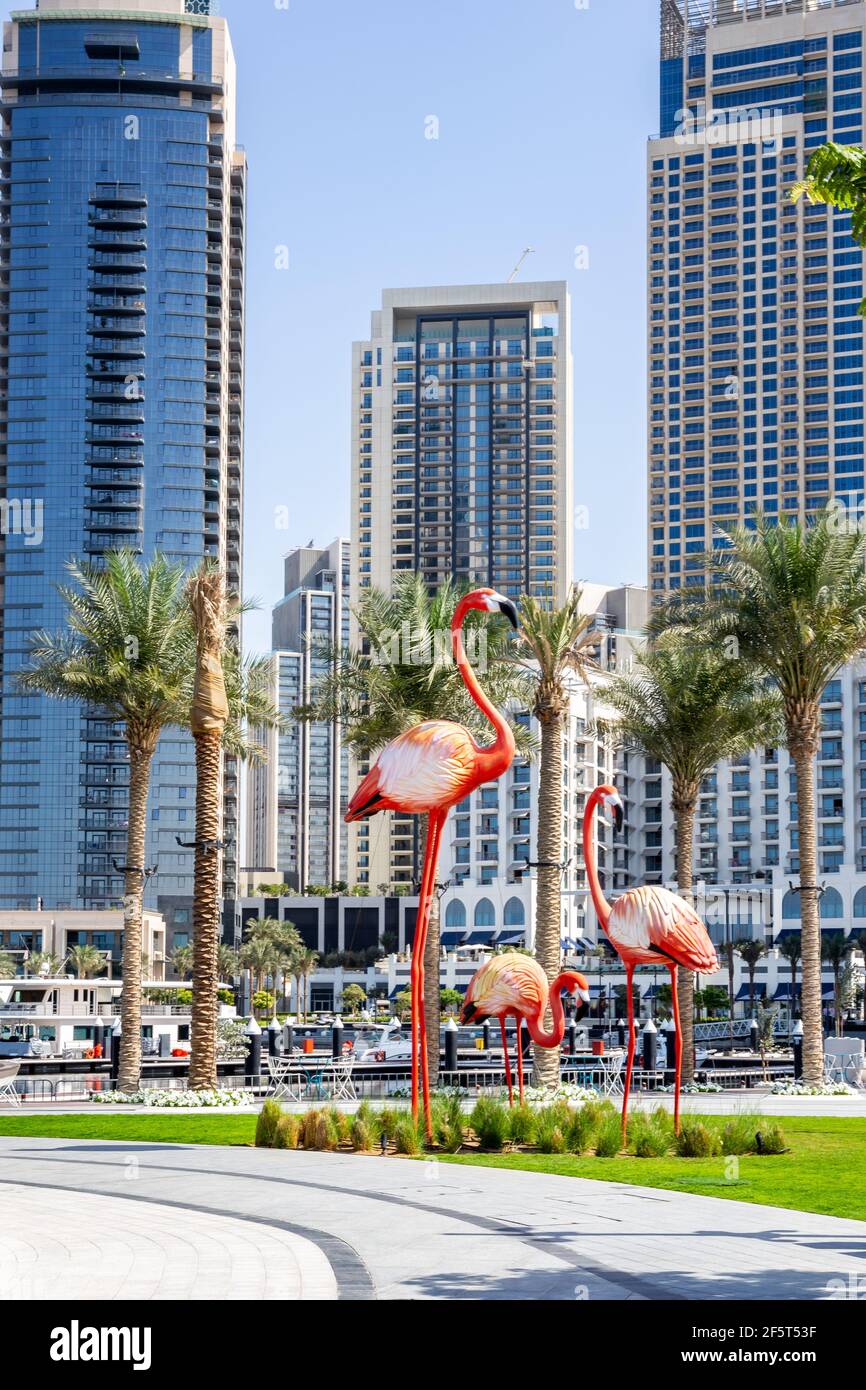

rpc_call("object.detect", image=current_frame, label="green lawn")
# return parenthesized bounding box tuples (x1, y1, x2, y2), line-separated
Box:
(440, 1116, 866, 1223)
(0, 1113, 863, 1223)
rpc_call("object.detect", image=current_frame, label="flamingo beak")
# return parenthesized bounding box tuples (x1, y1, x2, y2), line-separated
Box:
(460, 999, 479, 1025)
(497, 598, 519, 630)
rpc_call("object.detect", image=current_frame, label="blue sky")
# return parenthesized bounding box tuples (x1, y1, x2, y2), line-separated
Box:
(218, 0, 660, 651)
(11, 0, 660, 651)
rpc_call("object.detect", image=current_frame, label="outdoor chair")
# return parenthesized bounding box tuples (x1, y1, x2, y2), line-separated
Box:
(0, 1061, 22, 1107)
(599, 1049, 626, 1098)
(824, 1036, 866, 1089)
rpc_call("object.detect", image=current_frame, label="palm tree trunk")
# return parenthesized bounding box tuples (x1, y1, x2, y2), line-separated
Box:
(419, 814, 442, 1088)
(790, 714, 822, 1085)
(673, 789, 698, 1085)
(533, 710, 564, 1088)
(189, 728, 222, 1089)
(118, 738, 155, 1093)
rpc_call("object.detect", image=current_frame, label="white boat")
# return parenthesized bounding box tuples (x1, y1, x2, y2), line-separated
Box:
(356, 1018, 413, 1065)
(0, 977, 197, 1060)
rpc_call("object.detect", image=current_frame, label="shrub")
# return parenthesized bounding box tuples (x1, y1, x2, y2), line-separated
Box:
(507, 1103, 536, 1147)
(470, 1097, 509, 1151)
(566, 1104, 602, 1155)
(350, 1115, 375, 1152)
(327, 1105, 351, 1145)
(433, 1094, 466, 1153)
(301, 1108, 322, 1149)
(274, 1113, 300, 1150)
(755, 1124, 787, 1155)
(313, 1112, 339, 1151)
(628, 1109, 673, 1158)
(595, 1113, 624, 1158)
(719, 1114, 760, 1157)
(676, 1120, 721, 1158)
(376, 1107, 400, 1140)
(394, 1116, 422, 1156)
(535, 1105, 567, 1154)
(255, 1099, 283, 1148)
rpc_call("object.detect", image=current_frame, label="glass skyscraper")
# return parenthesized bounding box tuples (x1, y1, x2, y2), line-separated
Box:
(650, 0, 865, 597)
(245, 541, 351, 892)
(0, 0, 245, 916)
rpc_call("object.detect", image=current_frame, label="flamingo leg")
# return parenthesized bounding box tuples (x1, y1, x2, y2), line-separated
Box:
(670, 963, 683, 1135)
(621, 965, 636, 1144)
(515, 1014, 525, 1104)
(500, 1015, 513, 1105)
(412, 808, 444, 1141)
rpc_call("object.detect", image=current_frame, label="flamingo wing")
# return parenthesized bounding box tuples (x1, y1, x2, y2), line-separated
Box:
(464, 953, 546, 1020)
(609, 885, 718, 973)
(346, 721, 477, 821)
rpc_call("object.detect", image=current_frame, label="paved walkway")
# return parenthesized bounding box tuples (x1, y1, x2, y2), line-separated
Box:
(1, 1137, 864, 1300)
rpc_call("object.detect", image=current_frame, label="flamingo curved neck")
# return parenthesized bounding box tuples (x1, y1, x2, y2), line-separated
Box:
(452, 597, 514, 776)
(523, 972, 582, 1048)
(583, 789, 612, 933)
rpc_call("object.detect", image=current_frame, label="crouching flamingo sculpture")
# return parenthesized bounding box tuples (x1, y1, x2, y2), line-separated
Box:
(584, 784, 718, 1137)
(345, 589, 518, 1139)
(461, 952, 591, 1104)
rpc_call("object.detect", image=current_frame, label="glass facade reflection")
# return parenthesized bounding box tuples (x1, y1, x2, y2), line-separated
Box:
(0, 1, 245, 912)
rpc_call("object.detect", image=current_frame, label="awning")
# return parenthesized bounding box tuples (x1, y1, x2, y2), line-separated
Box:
(465, 931, 495, 945)
(773, 928, 801, 944)
(495, 930, 525, 945)
(442, 931, 467, 946)
(773, 983, 796, 999)
(735, 984, 767, 1000)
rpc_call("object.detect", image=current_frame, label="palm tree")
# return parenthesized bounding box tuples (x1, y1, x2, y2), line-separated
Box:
(294, 948, 319, 1022)
(297, 572, 531, 1084)
(735, 939, 766, 1018)
(510, 587, 598, 1087)
(822, 934, 853, 1038)
(239, 935, 279, 1019)
(655, 513, 866, 1083)
(598, 632, 781, 1081)
(186, 565, 230, 1089)
(20, 551, 191, 1092)
(248, 919, 301, 1015)
(65, 944, 105, 979)
(791, 143, 866, 314)
(0, 952, 15, 978)
(217, 944, 239, 983)
(170, 944, 194, 981)
(777, 934, 801, 1020)
(28, 952, 62, 977)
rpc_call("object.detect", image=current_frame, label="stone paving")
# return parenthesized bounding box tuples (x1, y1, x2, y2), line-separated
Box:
(1, 1136, 864, 1300)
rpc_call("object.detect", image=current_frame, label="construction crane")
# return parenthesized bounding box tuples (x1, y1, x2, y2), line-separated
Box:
(506, 246, 535, 284)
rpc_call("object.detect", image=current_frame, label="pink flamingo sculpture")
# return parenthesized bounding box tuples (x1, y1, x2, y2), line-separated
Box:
(583, 785, 719, 1137)
(460, 952, 591, 1104)
(345, 589, 518, 1138)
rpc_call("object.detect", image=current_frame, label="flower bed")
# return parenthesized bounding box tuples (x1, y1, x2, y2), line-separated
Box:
(90, 1088, 252, 1108)
(769, 1080, 855, 1097)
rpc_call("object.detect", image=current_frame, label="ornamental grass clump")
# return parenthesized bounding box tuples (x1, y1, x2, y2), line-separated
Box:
(628, 1107, 674, 1159)
(433, 1094, 466, 1153)
(376, 1107, 400, 1141)
(255, 1098, 283, 1148)
(719, 1113, 761, 1156)
(676, 1120, 721, 1158)
(470, 1097, 509, 1151)
(507, 1102, 536, 1147)
(301, 1108, 322, 1149)
(274, 1113, 300, 1150)
(595, 1112, 624, 1158)
(350, 1114, 375, 1152)
(313, 1111, 339, 1151)
(394, 1115, 423, 1156)
(755, 1124, 787, 1155)
(535, 1103, 568, 1155)
(566, 1102, 605, 1154)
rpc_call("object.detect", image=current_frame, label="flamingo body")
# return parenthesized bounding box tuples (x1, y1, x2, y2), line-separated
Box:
(461, 953, 590, 1103)
(346, 720, 480, 819)
(584, 784, 719, 1136)
(607, 884, 719, 974)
